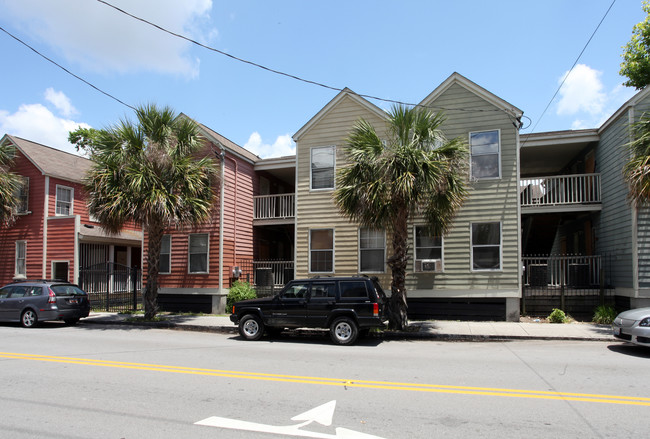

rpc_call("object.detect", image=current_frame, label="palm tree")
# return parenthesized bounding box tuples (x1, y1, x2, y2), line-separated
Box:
(70, 104, 219, 319)
(624, 114, 650, 205)
(335, 105, 469, 330)
(0, 140, 20, 226)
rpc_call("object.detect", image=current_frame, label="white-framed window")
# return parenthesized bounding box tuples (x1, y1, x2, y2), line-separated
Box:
(188, 233, 209, 274)
(471, 222, 502, 271)
(470, 130, 500, 180)
(15, 241, 26, 278)
(414, 226, 443, 272)
(310, 146, 335, 190)
(309, 229, 334, 273)
(55, 185, 73, 216)
(14, 176, 29, 214)
(359, 228, 385, 273)
(159, 235, 171, 274)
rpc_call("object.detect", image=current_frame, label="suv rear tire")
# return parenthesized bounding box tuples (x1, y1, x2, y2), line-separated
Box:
(239, 314, 264, 341)
(330, 317, 358, 345)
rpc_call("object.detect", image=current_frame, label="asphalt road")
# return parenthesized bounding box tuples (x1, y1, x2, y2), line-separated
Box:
(0, 322, 648, 438)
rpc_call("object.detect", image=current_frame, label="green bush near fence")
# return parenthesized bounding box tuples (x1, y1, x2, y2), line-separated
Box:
(593, 305, 617, 324)
(226, 281, 257, 313)
(548, 308, 568, 323)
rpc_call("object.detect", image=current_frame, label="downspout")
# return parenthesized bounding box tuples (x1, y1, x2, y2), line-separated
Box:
(42, 176, 49, 278)
(629, 107, 640, 298)
(226, 155, 238, 263)
(218, 147, 226, 296)
(515, 116, 523, 320)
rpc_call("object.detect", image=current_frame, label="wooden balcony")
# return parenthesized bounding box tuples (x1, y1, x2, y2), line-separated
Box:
(254, 193, 295, 224)
(520, 173, 601, 213)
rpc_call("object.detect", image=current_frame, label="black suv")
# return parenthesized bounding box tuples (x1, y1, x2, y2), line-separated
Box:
(0, 280, 91, 327)
(230, 276, 388, 345)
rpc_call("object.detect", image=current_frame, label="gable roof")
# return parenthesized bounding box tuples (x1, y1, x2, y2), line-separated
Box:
(598, 85, 650, 133)
(179, 113, 260, 164)
(1, 134, 91, 183)
(419, 72, 523, 120)
(293, 88, 387, 142)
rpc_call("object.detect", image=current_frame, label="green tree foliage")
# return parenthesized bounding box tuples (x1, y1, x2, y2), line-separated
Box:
(624, 114, 650, 204)
(620, 1, 650, 90)
(69, 104, 219, 319)
(0, 141, 20, 226)
(335, 105, 469, 330)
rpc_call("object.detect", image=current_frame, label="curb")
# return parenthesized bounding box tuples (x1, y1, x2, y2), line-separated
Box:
(82, 318, 613, 342)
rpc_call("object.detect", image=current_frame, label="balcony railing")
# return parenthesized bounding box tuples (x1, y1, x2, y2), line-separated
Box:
(254, 193, 295, 220)
(520, 173, 601, 208)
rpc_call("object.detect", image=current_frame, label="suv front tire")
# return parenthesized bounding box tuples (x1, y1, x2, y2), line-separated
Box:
(239, 314, 265, 341)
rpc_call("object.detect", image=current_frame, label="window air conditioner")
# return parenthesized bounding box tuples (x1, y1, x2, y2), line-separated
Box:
(419, 259, 442, 272)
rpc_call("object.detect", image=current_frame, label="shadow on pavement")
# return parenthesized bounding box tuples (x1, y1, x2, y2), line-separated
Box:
(607, 343, 650, 358)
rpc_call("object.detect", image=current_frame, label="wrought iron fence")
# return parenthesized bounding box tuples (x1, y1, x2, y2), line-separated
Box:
(523, 254, 602, 289)
(79, 262, 142, 312)
(231, 259, 294, 293)
(521, 254, 613, 319)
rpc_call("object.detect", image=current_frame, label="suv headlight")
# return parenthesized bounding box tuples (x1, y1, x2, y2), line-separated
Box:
(639, 317, 650, 327)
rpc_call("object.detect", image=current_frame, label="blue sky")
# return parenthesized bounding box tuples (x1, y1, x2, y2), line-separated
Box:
(0, 0, 646, 157)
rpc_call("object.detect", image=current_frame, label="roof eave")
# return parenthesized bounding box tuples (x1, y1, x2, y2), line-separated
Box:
(419, 72, 523, 119)
(293, 88, 387, 142)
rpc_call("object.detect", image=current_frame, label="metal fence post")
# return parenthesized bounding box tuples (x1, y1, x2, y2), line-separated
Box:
(105, 262, 110, 312)
(599, 267, 605, 307)
(132, 267, 138, 310)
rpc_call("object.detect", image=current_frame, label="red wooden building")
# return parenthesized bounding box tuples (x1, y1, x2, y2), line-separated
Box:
(0, 135, 143, 286)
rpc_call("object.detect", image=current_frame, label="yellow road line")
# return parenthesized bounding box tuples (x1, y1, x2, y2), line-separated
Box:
(1, 351, 647, 406)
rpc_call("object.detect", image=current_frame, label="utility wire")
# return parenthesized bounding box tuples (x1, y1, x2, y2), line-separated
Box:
(95, 0, 510, 115)
(526, 0, 616, 135)
(0, 26, 135, 111)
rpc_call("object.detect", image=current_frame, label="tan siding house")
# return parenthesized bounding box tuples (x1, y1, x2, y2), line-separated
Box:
(292, 74, 524, 321)
(293, 89, 391, 285)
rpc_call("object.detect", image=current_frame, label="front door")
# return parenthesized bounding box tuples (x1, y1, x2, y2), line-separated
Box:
(269, 281, 309, 327)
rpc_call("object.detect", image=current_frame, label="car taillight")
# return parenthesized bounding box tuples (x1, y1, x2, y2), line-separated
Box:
(47, 288, 56, 304)
(373, 302, 379, 317)
(232, 306, 235, 314)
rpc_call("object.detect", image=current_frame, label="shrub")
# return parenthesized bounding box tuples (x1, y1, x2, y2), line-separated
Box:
(593, 305, 617, 324)
(548, 308, 567, 324)
(226, 281, 257, 313)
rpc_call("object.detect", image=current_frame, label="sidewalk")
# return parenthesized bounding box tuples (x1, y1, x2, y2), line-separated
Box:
(83, 312, 615, 342)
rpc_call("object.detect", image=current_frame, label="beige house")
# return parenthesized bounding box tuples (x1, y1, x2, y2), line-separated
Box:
(290, 73, 523, 321)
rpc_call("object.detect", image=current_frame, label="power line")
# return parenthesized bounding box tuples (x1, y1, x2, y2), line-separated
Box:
(95, 0, 509, 115)
(526, 0, 617, 135)
(0, 26, 135, 111)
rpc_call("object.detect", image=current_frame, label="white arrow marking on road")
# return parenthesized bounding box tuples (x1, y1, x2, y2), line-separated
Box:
(194, 400, 386, 439)
(291, 399, 336, 426)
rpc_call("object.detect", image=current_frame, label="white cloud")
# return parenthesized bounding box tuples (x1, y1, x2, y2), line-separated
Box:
(0, 0, 215, 78)
(244, 132, 295, 158)
(554, 64, 639, 130)
(556, 64, 606, 116)
(0, 100, 91, 156)
(44, 88, 77, 117)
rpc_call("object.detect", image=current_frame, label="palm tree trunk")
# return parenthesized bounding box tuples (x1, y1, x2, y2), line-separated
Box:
(144, 218, 164, 319)
(388, 209, 409, 330)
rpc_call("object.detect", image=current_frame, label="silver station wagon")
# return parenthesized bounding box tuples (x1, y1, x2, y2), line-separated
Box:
(0, 280, 91, 327)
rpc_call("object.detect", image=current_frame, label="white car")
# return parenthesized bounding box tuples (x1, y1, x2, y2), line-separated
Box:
(612, 307, 650, 347)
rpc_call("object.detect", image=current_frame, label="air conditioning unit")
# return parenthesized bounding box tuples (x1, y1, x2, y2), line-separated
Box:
(419, 259, 442, 272)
